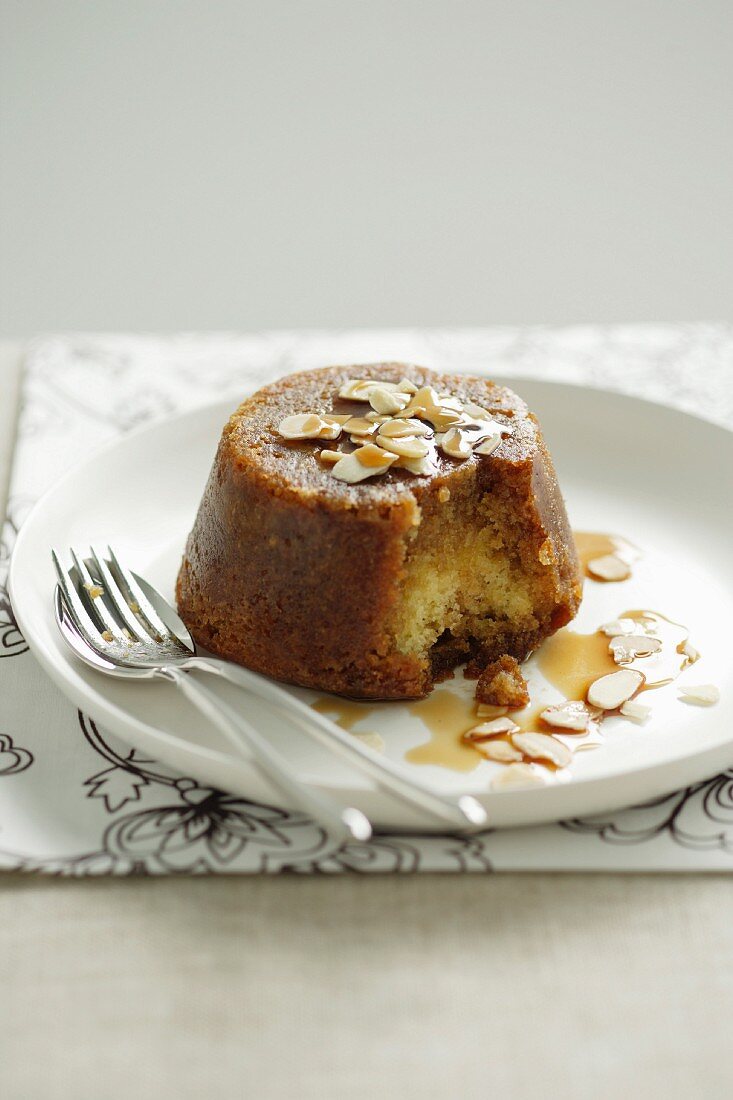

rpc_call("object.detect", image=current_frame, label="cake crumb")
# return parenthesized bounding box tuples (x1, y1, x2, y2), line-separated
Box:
(438, 487, 450, 503)
(474, 654, 530, 709)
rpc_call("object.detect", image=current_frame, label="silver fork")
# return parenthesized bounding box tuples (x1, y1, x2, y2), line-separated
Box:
(52, 546, 488, 835)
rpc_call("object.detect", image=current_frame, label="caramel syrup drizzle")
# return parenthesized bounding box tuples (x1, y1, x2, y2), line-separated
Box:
(573, 530, 640, 580)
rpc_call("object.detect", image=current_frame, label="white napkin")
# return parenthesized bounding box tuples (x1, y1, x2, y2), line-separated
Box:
(1, 327, 732, 874)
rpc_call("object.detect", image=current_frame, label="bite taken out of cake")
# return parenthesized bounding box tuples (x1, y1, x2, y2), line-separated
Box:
(176, 364, 582, 700)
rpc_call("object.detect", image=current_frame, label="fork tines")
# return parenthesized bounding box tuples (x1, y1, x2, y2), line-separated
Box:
(52, 545, 185, 651)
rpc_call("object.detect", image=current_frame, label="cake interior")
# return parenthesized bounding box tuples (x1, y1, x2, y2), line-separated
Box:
(387, 480, 559, 677)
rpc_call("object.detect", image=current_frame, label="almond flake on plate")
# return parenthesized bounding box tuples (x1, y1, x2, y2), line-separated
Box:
(678, 684, 720, 706)
(599, 618, 637, 637)
(540, 701, 591, 731)
(680, 640, 700, 664)
(587, 669, 645, 710)
(511, 732, 573, 768)
(463, 717, 520, 742)
(586, 554, 631, 581)
(475, 740, 523, 763)
(609, 634, 663, 663)
(619, 699, 652, 723)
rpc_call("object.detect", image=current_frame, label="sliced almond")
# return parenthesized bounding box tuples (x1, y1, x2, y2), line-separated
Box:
(402, 386, 444, 424)
(619, 699, 652, 723)
(599, 618, 637, 637)
(407, 385, 440, 409)
(587, 554, 632, 582)
(678, 684, 720, 706)
(368, 387, 411, 415)
(397, 377, 418, 394)
(511, 732, 573, 768)
(680, 640, 700, 664)
(395, 454, 438, 476)
(476, 703, 509, 719)
(469, 417, 508, 435)
(540, 701, 591, 732)
(436, 394, 464, 410)
(475, 740, 523, 763)
(474, 435, 502, 456)
(322, 413, 351, 425)
(316, 420, 342, 441)
(338, 379, 401, 401)
(587, 669, 644, 710)
(376, 434, 430, 459)
(278, 413, 328, 440)
(338, 379, 372, 400)
(378, 417, 432, 438)
(463, 401, 493, 420)
(428, 407, 464, 433)
(355, 443, 398, 470)
(609, 635, 663, 663)
(440, 427, 473, 460)
(318, 449, 343, 465)
(491, 763, 547, 790)
(330, 448, 396, 483)
(463, 717, 520, 742)
(343, 416, 377, 436)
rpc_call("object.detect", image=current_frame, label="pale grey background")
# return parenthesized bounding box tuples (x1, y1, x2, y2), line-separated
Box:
(2, 0, 732, 336)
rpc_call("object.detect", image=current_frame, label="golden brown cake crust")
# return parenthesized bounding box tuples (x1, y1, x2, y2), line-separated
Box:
(176, 363, 582, 699)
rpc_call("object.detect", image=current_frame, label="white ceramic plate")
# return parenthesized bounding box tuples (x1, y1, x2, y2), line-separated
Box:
(9, 379, 733, 832)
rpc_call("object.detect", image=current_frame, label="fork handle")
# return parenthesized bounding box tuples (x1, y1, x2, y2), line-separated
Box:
(160, 666, 371, 846)
(183, 656, 487, 832)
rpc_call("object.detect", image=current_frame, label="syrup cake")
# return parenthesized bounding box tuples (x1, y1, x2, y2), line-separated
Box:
(176, 364, 582, 699)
